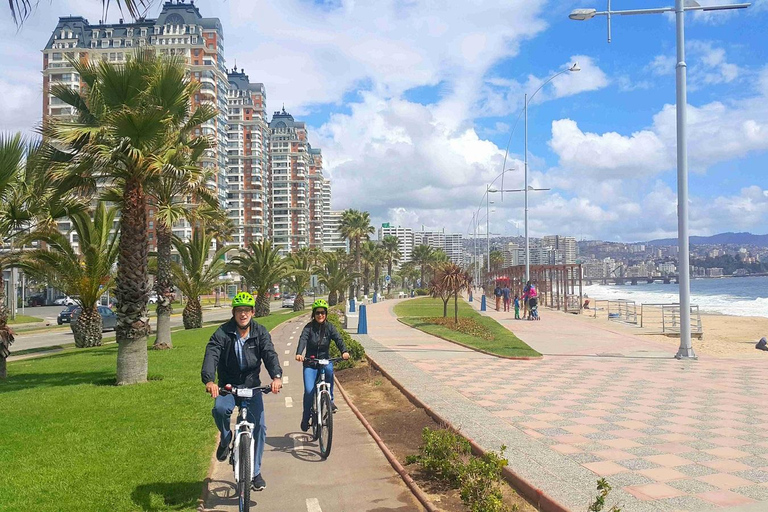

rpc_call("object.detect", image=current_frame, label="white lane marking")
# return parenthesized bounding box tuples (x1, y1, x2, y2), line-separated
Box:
(284, 350, 290, 355)
(283, 360, 289, 367)
(290, 336, 295, 340)
(283, 376, 289, 384)
(287, 342, 292, 347)
(285, 396, 293, 408)
(306, 498, 322, 512)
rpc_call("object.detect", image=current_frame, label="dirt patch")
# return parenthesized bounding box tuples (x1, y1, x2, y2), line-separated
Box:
(337, 361, 536, 512)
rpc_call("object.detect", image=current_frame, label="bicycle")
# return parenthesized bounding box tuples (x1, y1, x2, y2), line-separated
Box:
(220, 384, 273, 512)
(305, 356, 343, 459)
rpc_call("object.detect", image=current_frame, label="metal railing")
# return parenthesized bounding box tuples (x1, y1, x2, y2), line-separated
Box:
(640, 303, 703, 337)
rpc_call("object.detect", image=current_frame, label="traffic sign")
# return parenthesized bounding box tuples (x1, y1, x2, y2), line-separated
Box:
(385, 275, 391, 283)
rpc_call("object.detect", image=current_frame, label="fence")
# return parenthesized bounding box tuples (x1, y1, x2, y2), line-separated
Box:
(640, 303, 703, 337)
(586, 299, 637, 324)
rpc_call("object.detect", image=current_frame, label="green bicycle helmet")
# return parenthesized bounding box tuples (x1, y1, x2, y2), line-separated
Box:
(311, 298, 329, 314)
(232, 292, 255, 308)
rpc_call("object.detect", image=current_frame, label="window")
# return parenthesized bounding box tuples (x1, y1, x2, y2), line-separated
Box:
(113, 39, 121, 47)
(52, 52, 62, 60)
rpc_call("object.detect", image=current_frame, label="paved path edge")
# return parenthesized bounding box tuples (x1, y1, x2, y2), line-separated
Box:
(334, 375, 436, 512)
(364, 354, 570, 512)
(395, 318, 543, 361)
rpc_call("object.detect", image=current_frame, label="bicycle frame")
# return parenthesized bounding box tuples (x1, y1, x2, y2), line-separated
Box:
(313, 369, 332, 431)
(231, 404, 254, 483)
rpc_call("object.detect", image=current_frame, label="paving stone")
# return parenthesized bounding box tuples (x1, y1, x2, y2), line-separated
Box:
(732, 484, 768, 501)
(602, 471, 655, 488)
(639, 427, 669, 436)
(666, 478, 720, 494)
(584, 431, 618, 441)
(684, 440, 719, 450)
(675, 463, 719, 477)
(617, 458, 661, 471)
(538, 427, 572, 437)
(652, 495, 719, 511)
(682, 451, 718, 463)
(741, 444, 768, 455)
(569, 452, 602, 464)
(634, 436, 666, 446)
(624, 446, 664, 457)
(737, 456, 768, 469)
(733, 469, 768, 483)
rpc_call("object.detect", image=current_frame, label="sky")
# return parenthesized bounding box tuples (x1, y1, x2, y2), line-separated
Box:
(1, 0, 767, 243)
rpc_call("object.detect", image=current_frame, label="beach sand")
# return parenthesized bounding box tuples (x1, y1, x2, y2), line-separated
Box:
(581, 306, 768, 359)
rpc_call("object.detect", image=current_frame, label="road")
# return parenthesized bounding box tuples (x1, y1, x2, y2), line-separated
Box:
(203, 315, 423, 512)
(12, 301, 290, 352)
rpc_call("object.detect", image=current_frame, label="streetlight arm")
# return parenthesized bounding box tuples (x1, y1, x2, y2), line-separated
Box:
(580, 3, 749, 17)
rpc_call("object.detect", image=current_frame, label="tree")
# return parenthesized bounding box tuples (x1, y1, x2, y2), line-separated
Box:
(229, 239, 289, 317)
(490, 250, 505, 273)
(340, 209, 374, 297)
(395, 261, 419, 291)
(360, 240, 377, 296)
(285, 253, 311, 312)
(428, 267, 452, 318)
(412, 244, 434, 288)
(46, 51, 212, 384)
(201, 206, 237, 308)
(19, 204, 119, 347)
(316, 253, 355, 307)
(380, 235, 401, 293)
(170, 228, 230, 329)
(8, 0, 150, 25)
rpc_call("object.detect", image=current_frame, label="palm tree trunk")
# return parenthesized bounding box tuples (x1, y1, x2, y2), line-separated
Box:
(374, 266, 380, 294)
(328, 290, 338, 307)
(387, 261, 393, 293)
(183, 298, 202, 329)
(255, 291, 270, 318)
(363, 264, 370, 296)
(454, 292, 459, 323)
(293, 293, 304, 312)
(354, 237, 361, 298)
(0, 274, 13, 379)
(420, 264, 425, 288)
(153, 221, 173, 349)
(73, 306, 103, 347)
(115, 179, 150, 385)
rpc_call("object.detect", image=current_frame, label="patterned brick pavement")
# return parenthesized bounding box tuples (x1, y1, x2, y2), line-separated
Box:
(359, 299, 768, 511)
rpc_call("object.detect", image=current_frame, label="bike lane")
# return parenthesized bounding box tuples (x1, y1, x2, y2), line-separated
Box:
(202, 314, 424, 512)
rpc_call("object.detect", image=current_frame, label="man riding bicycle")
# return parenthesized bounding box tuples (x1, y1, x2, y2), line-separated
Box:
(201, 292, 282, 491)
(294, 299, 349, 432)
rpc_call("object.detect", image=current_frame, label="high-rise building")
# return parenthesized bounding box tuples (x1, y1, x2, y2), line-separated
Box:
(323, 210, 348, 252)
(43, 1, 229, 245)
(414, 230, 463, 266)
(268, 107, 310, 254)
(226, 67, 269, 247)
(379, 224, 414, 266)
(307, 146, 325, 250)
(542, 235, 578, 264)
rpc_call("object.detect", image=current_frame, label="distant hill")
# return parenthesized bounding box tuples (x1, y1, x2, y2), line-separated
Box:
(646, 232, 768, 247)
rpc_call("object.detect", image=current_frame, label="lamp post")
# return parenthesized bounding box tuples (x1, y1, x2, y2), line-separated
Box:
(486, 186, 496, 274)
(523, 63, 580, 282)
(569, 1, 750, 360)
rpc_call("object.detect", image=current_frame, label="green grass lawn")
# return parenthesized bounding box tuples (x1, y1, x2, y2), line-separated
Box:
(0, 308, 306, 512)
(8, 314, 44, 324)
(394, 297, 540, 358)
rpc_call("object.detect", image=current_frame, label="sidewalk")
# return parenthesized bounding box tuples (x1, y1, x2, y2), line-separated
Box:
(356, 299, 768, 512)
(202, 315, 423, 512)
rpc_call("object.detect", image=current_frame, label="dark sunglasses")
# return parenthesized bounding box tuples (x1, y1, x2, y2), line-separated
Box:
(314, 310, 327, 316)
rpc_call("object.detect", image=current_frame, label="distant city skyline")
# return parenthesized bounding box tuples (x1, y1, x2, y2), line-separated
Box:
(1, 0, 767, 241)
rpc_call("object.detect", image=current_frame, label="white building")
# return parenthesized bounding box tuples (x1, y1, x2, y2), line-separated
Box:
(414, 230, 463, 266)
(542, 235, 578, 264)
(379, 224, 414, 266)
(322, 210, 348, 252)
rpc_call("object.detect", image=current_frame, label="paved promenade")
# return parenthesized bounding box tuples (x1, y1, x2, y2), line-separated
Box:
(357, 299, 768, 512)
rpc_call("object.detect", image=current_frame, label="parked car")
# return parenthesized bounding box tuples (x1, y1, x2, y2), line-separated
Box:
(148, 293, 158, 304)
(57, 304, 80, 325)
(27, 294, 46, 307)
(70, 305, 118, 332)
(54, 296, 77, 306)
(281, 295, 296, 308)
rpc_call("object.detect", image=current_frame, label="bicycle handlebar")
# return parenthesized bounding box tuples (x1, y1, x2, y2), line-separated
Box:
(304, 356, 344, 367)
(220, 384, 273, 398)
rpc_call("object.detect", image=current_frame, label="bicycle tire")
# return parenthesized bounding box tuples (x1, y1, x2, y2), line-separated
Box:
(311, 392, 319, 441)
(318, 392, 333, 459)
(238, 435, 251, 512)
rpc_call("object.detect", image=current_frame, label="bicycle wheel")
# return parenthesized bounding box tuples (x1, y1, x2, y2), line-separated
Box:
(318, 391, 333, 459)
(311, 392, 319, 441)
(238, 435, 251, 512)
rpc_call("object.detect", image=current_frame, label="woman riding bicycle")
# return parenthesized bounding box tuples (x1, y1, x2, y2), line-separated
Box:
(295, 299, 349, 432)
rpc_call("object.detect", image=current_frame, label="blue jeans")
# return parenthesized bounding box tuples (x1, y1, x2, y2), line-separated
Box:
(302, 362, 334, 424)
(212, 393, 266, 478)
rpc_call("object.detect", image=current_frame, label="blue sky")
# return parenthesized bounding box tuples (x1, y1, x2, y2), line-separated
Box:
(1, 0, 767, 242)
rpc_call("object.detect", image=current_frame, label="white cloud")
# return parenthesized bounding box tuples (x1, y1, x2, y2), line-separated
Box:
(647, 54, 676, 76)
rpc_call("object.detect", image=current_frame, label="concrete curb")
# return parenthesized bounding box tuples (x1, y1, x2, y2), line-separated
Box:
(396, 318, 543, 361)
(365, 354, 571, 512)
(334, 375, 438, 512)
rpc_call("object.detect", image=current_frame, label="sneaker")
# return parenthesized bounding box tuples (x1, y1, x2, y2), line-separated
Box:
(332, 402, 338, 413)
(300, 419, 309, 432)
(251, 473, 266, 491)
(216, 434, 231, 462)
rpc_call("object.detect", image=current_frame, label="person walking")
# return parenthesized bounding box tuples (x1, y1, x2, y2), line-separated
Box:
(502, 284, 511, 312)
(493, 283, 502, 311)
(201, 292, 282, 492)
(514, 294, 520, 319)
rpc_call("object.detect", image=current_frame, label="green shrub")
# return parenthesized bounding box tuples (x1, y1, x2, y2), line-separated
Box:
(588, 478, 621, 512)
(327, 308, 365, 370)
(415, 288, 429, 296)
(411, 427, 470, 486)
(459, 447, 509, 512)
(425, 317, 494, 340)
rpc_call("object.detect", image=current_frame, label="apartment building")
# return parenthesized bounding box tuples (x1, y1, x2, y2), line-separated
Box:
(414, 230, 463, 266)
(43, 1, 228, 246)
(323, 210, 348, 252)
(268, 107, 311, 254)
(226, 67, 269, 247)
(308, 146, 325, 250)
(378, 224, 414, 266)
(542, 235, 578, 264)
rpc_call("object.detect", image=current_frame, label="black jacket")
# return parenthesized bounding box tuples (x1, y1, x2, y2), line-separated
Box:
(201, 318, 282, 387)
(296, 320, 347, 364)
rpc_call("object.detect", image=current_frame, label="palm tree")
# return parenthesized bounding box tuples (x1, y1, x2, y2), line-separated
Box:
(370, 245, 387, 296)
(411, 244, 434, 288)
(380, 235, 401, 293)
(18, 204, 119, 346)
(490, 250, 505, 273)
(46, 51, 214, 385)
(202, 205, 237, 308)
(229, 240, 290, 317)
(145, 141, 219, 349)
(284, 253, 311, 312)
(340, 209, 374, 297)
(360, 240, 377, 296)
(395, 261, 419, 291)
(170, 228, 230, 329)
(316, 253, 355, 307)
(9, 1, 150, 25)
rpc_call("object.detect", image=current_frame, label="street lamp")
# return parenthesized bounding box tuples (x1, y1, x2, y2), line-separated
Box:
(487, 187, 496, 273)
(523, 63, 580, 282)
(569, 1, 750, 360)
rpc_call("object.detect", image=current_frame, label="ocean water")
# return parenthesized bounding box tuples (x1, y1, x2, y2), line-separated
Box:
(583, 276, 768, 318)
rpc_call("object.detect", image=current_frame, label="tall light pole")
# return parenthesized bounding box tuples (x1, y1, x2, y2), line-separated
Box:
(523, 63, 580, 282)
(486, 185, 495, 273)
(569, 2, 750, 360)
